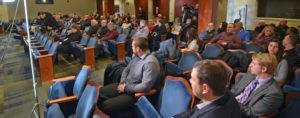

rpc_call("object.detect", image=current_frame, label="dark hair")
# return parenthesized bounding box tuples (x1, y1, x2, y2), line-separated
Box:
(193, 60, 227, 96)
(266, 39, 284, 61)
(220, 22, 227, 32)
(288, 27, 299, 35)
(133, 37, 149, 51)
(288, 35, 299, 47)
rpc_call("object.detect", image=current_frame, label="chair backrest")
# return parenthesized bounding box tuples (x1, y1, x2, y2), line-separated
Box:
(87, 37, 97, 48)
(80, 35, 89, 45)
(75, 85, 98, 118)
(41, 36, 48, 46)
(123, 28, 130, 34)
(73, 68, 90, 99)
(48, 42, 58, 55)
(61, 29, 67, 35)
(235, 72, 245, 85)
(216, 59, 233, 87)
(242, 43, 264, 53)
(278, 96, 300, 118)
(44, 39, 53, 50)
(128, 29, 137, 38)
(294, 68, 300, 88)
(116, 34, 127, 42)
(84, 26, 90, 32)
(201, 44, 224, 59)
(229, 49, 247, 59)
(178, 52, 202, 71)
(22, 22, 29, 32)
(35, 33, 41, 40)
(116, 27, 122, 33)
(33, 32, 38, 37)
(38, 34, 44, 42)
(157, 76, 194, 118)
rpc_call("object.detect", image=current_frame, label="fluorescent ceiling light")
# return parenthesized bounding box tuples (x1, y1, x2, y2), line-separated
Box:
(3, 0, 15, 2)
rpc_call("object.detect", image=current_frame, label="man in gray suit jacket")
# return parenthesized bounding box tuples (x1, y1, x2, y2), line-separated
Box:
(231, 53, 283, 118)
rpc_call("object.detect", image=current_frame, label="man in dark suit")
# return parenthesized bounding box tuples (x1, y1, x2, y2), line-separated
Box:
(231, 53, 283, 118)
(39, 12, 59, 32)
(174, 60, 242, 118)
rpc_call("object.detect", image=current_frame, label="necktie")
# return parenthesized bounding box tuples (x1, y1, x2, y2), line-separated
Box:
(236, 79, 259, 104)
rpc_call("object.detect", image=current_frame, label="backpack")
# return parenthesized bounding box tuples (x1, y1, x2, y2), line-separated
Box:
(217, 51, 239, 68)
(239, 53, 254, 72)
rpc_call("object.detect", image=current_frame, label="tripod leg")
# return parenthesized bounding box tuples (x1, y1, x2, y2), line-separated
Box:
(27, 105, 36, 118)
(33, 110, 38, 118)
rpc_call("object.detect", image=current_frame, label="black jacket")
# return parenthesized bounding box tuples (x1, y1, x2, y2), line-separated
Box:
(42, 12, 59, 30)
(174, 91, 242, 118)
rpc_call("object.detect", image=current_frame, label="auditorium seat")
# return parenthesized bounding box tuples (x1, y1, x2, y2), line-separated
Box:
(45, 82, 99, 118)
(242, 42, 264, 53)
(134, 76, 194, 118)
(165, 51, 202, 77)
(74, 37, 97, 70)
(215, 59, 234, 88)
(108, 34, 127, 62)
(201, 43, 224, 59)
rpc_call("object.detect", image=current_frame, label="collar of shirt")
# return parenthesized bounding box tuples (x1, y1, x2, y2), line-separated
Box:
(133, 51, 150, 60)
(196, 95, 223, 110)
(254, 76, 272, 91)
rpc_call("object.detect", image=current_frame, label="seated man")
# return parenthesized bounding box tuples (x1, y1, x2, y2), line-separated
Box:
(58, 24, 82, 60)
(98, 22, 118, 55)
(282, 35, 300, 67)
(254, 20, 266, 33)
(209, 23, 243, 49)
(97, 37, 161, 115)
(231, 53, 283, 118)
(174, 60, 242, 118)
(235, 22, 250, 42)
(132, 20, 149, 39)
(97, 19, 109, 39)
(85, 19, 99, 37)
(199, 22, 218, 44)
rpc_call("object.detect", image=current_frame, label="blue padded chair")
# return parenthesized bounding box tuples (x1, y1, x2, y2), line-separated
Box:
(84, 26, 90, 32)
(108, 34, 127, 62)
(128, 29, 137, 39)
(283, 68, 300, 92)
(70, 35, 89, 48)
(165, 52, 202, 77)
(116, 27, 122, 33)
(201, 43, 224, 59)
(242, 42, 264, 53)
(45, 83, 99, 118)
(277, 96, 300, 118)
(228, 49, 247, 59)
(123, 28, 130, 34)
(31, 36, 48, 51)
(215, 59, 233, 88)
(232, 72, 245, 89)
(33, 42, 58, 67)
(134, 76, 194, 118)
(56, 29, 68, 40)
(75, 37, 97, 64)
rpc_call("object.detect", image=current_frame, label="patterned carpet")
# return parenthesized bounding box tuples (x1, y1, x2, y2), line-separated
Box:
(0, 34, 114, 117)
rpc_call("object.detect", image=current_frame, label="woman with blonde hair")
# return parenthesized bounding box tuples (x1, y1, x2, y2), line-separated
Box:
(256, 25, 276, 44)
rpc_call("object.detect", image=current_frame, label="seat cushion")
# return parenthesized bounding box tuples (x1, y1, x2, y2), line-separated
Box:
(75, 85, 98, 118)
(134, 96, 161, 118)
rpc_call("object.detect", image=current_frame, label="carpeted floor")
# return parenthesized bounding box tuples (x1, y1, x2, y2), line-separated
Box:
(0, 34, 115, 117)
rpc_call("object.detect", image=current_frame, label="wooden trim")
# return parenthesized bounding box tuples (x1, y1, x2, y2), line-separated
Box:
(285, 92, 300, 107)
(234, 72, 245, 84)
(164, 59, 177, 63)
(37, 54, 54, 83)
(93, 109, 110, 118)
(52, 76, 76, 83)
(161, 34, 167, 42)
(294, 68, 300, 80)
(116, 42, 125, 62)
(84, 47, 96, 70)
(182, 71, 192, 75)
(38, 49, 48, 53)
(228, 49, 247, 54)
(164, 76, 195, 109)
(48, 96, 77, 105)
(215, 59, 233, 88)
(134, 89, 157, 98)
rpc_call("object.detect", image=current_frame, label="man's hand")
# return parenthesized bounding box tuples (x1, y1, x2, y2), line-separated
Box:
(221, 42, 228, 46)
(117, 83, 127, 93)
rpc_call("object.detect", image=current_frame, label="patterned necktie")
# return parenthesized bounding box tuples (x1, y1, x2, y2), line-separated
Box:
(236, 79, 259, 104)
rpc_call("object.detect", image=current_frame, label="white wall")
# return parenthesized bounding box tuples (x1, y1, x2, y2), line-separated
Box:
(124, 0, 136, 17)
(0, 4, 10, 22)
(114, 0, 125, 16)
(4, 0, 96, 21)
(227, 0, 300, 30)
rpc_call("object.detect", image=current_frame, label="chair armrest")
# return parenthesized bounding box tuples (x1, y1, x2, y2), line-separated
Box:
(37, 54, 52, 59)
(259, 110, 278, 118)
(84, 47, 95, 51)
(182, 71, 192, 75)
(52, 76, 76, 83)
(278, 82, 285, 87)
(73, 41, 79, 43)
(164, 59, 177, 63)
(38, 49, 48, 53)
(36, 45, 44, 48)
(93, 109, 110, 118)
(116, 41, 125, 45)
(77, 44, 86, 46)
(135, 89, 157, 98)
(48, 96, 77, 105)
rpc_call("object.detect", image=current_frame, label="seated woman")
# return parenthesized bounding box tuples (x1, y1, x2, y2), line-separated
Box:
(256, 26, 276, 45)
(181, 28, 203, 52)
(122, 17, 132, 30)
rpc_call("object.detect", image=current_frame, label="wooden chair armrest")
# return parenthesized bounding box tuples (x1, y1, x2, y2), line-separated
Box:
(48, 96, 77, 105)
(178, 45, 185, 48)
(37, 54, 52, 59)
(84, 47, 95, 51)
(73, 41, 79, 43)
(93, 109, 110, 118)
(259, 110, 278, 118)
(116, 41, 125, 45)
(52, 76, 76, 83)
(182, 71, 192, 75)
(278, 82, 285, 87)
(38, 49, 48, 53)
(33, 42, 40, 45)
(82, 65, 91, 69)
(135, 89, 157, 98)
(164, 59, 177, 63)
(36, 45, 44, 48)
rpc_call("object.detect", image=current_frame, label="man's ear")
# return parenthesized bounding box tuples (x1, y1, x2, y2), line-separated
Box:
(262, 66, 268, 73)
(201, 83, 209, 94)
